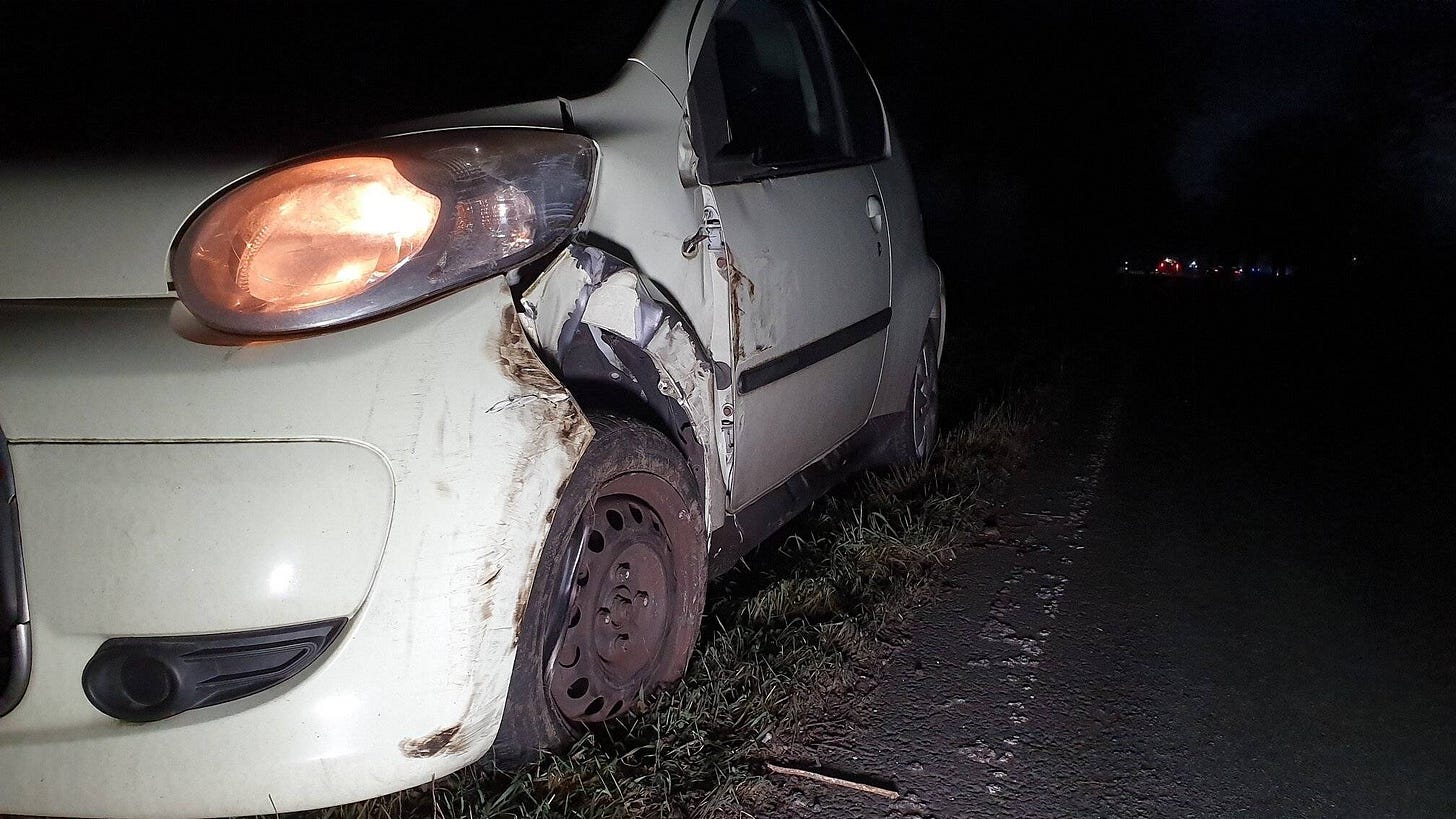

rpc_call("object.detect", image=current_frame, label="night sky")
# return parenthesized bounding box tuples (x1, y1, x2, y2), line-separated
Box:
(5, 0, 1453, 281)
(826, 0, 1456, 278)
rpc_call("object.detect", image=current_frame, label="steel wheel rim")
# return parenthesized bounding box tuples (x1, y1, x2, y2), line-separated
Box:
(546, 472, 683, 723)
(911, 341, 937, 459)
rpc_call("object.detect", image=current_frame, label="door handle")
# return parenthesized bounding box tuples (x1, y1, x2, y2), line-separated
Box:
(865, 194, 885, 234)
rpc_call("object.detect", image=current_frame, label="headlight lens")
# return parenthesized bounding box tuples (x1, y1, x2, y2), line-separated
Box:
(172, 129, 596, 335)
(220, 157, 441, 311)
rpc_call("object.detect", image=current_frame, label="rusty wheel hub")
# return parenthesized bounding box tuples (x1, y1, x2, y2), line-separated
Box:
(548, 474, 678, 723)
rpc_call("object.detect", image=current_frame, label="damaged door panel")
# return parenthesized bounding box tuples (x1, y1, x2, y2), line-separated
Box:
(518, 244, 727, 533)
(684, 0, 894, 509)
(691, 167, 893, 508)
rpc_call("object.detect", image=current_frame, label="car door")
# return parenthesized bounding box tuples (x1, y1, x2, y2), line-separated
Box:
(688, 0, 892, 508)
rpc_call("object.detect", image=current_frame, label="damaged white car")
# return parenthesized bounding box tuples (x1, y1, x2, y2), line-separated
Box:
(0, 0, 941, 815)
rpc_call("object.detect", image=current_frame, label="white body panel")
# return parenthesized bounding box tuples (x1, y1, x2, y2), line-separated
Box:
(10, 440, 391, 635)
(711, 165, 892, 506)
(868, 124, 944, 417)
(0, 281, 593, 816)
(0, 160, 264, 299)
(0, 0, 942, 815)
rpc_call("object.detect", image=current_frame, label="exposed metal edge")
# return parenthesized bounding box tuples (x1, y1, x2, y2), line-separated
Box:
(738, 307, 892, 394)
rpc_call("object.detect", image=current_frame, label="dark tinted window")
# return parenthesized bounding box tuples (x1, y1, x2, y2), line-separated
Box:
(819, 8, 888, 162)
(689, 0, 886, 184)
(716, 0, 839, 166)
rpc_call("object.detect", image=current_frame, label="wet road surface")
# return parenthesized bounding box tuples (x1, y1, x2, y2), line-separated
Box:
(781, 281, 1456, 817)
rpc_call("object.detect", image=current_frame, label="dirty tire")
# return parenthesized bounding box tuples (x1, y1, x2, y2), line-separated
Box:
(884, 325, 940, 466)
(491, 414, 706, 765)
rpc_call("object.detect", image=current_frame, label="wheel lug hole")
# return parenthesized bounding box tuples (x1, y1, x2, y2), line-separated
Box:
(636, 590, 650, 606)
(614, 562, 631, 582)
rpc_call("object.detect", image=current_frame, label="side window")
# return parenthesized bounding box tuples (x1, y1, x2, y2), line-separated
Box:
(818, 7, 889, 163)
(716, 0, 836, 166)
(689, 0, 883, 184)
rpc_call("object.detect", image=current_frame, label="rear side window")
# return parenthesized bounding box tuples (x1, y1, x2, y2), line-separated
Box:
(819, 8, 889, 164)
(689, 0, 888, 184)
(716, 0, 838, 166)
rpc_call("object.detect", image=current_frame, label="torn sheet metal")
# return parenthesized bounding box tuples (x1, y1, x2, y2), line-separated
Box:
(520, 244, 726, 531)
(581, 273, 665, 348)
(644, 316, 726, 528)
(524, 244, 662, 357)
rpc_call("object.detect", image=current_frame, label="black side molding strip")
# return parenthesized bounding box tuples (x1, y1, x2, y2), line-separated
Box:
(738, 307, 891, 394)
(708, 411, 902, 576)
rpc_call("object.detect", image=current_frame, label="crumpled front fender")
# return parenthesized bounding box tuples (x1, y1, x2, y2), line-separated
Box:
(519, 243, 727, 534)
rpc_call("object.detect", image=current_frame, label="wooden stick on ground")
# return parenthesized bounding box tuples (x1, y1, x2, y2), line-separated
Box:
(764, 762, 900, 800)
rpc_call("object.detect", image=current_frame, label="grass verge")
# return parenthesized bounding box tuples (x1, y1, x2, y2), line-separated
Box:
(301, 345, 1042, 819)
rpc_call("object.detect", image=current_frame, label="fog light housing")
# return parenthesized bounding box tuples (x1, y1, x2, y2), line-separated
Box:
(82, 619, 345, 722)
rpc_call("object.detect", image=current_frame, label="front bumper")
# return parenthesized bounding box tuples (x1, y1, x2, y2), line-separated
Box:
(0, 278, 591, 817)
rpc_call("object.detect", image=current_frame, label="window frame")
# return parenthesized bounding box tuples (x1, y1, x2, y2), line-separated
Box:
(687, 0, 890, 186)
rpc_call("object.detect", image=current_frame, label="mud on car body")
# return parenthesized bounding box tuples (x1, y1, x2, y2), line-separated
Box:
(0, 0, 942, 815)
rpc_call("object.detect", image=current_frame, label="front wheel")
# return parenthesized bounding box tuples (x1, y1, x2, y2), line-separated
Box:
(493, 414, 706, 762)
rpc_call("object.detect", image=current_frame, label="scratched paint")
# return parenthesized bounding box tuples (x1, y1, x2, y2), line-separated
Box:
(398, 304, 593, 760)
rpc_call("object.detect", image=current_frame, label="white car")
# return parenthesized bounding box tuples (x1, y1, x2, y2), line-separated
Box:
(0, 0, 942, 815)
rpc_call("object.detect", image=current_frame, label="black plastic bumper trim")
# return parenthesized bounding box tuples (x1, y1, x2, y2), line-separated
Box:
(82, 618, 346, 722)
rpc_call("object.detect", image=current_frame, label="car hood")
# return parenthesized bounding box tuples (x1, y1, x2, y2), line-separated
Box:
(0, 157, 265, 299)
(0, 92, 592, 303)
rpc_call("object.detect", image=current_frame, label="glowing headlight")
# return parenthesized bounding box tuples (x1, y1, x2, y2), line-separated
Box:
(219, 157, 441, 310)
(172, 129, 596, 335)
